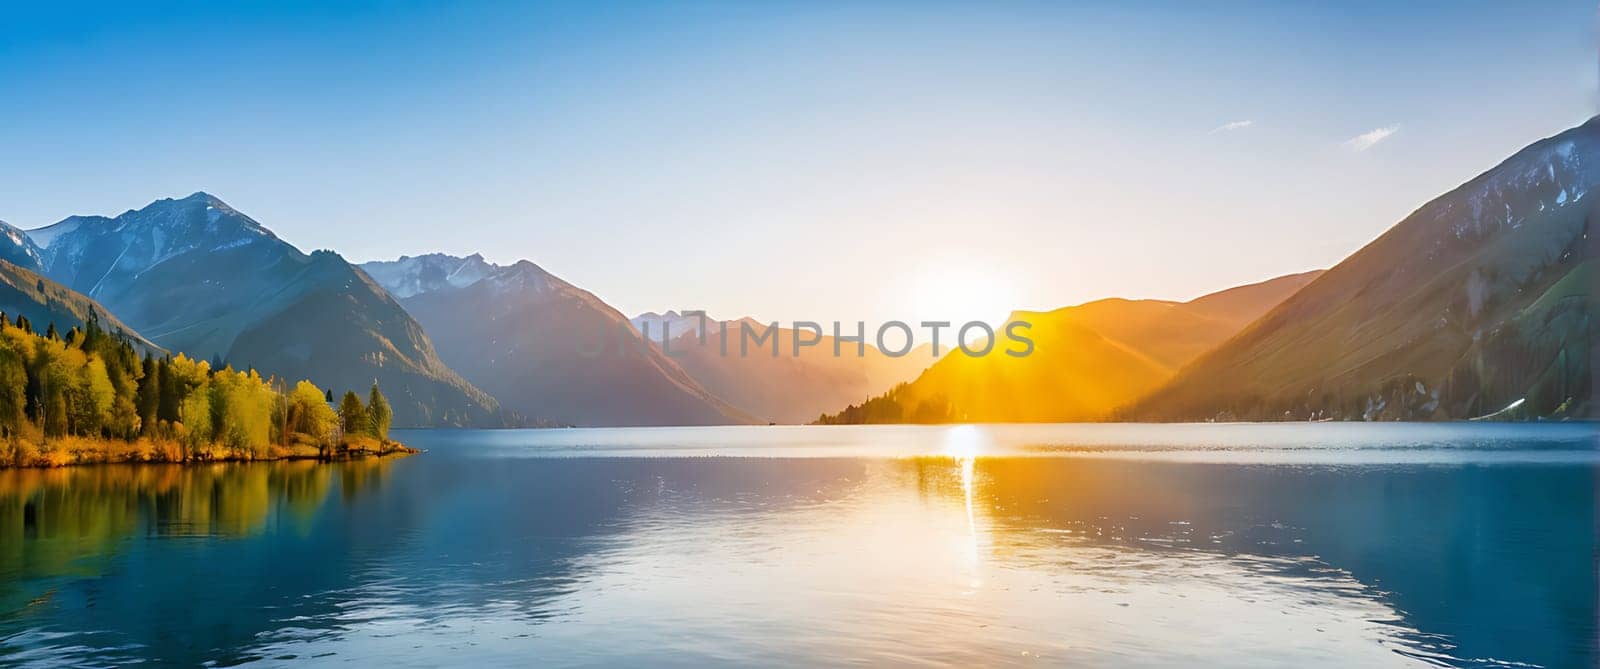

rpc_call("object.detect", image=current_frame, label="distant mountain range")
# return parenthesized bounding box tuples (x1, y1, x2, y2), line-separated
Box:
(630, 311, 712, 340)
(23, 194, 499, 427)
(818, 272, 1321, 423)
(361, 255, 754, 426)
(1127, 118, 1598, 420)
(628, 312, 935, 424)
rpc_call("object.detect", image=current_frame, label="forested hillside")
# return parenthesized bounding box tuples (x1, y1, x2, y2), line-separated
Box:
(0, 313, 402, 467)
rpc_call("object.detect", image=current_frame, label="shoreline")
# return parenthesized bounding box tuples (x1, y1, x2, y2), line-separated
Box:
(1, 438, 418, 469)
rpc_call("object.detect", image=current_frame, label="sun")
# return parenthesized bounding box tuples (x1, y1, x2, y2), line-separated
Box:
(910, 264, 1017, 328)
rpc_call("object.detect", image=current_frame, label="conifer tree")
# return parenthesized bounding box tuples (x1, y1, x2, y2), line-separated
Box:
(338, 391, 367, 438)
(137, 354, 160, 435)
(367, 382, 392, 440)
(157, 356, 180, 422)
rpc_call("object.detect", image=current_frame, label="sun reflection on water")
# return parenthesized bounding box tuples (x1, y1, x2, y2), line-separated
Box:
(944, 425, 987, 569)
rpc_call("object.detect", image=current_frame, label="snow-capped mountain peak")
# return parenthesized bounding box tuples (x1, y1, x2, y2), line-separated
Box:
(360, 252, 497, 298)
(630, 310, 716, 339)
(360, 253, 575, 300)
(27, 216, 94, 250)
(0, 220, 44, 271)
(27, 192, 286, 299)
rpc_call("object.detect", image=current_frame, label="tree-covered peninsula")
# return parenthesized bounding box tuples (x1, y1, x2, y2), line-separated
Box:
(0, 312, 409, 467)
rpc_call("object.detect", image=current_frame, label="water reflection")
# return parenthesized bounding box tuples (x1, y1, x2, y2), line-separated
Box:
(951, 456, 1596, 667)
(0, 459, 397, 666)
(0, 425, 1592, 667)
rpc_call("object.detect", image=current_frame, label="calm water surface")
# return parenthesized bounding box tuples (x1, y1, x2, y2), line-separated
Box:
(0, 423, 1595, 667)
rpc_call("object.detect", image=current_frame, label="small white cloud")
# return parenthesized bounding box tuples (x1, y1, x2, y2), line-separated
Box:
(1211, 120, 1254, 133)
(1344, 124, 1399, 151)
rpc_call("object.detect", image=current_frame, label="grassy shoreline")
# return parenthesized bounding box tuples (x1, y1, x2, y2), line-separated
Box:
(0, 434, 416, 469)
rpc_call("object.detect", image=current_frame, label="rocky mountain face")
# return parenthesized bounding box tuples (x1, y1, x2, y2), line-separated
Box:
(361, 255, 754, 427)
(28, 193, 500, 426)
(1129, 118, 1599, 420)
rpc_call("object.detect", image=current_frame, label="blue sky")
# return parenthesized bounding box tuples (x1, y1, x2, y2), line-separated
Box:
(0, 1, 1593, 324)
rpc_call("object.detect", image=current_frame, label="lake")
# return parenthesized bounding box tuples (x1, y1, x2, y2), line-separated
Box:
(0, 423, 1595, 667)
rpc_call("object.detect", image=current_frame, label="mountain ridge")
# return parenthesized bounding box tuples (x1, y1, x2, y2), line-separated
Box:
(28, 193, 501, 426)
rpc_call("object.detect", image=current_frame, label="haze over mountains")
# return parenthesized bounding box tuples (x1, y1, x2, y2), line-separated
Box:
(362, 255, 754, 426)
(23, 194, 499, 427)
(819, 272, 1322, 423)
(630, 311, 711, 340)
(628, 312, 935, 423)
